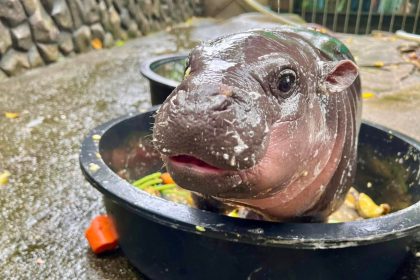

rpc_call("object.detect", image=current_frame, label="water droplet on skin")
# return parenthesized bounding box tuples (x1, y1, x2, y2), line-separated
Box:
(264, 124, 269, 133)
(249, 91, 260, 100)
(230, 156, 236, 166)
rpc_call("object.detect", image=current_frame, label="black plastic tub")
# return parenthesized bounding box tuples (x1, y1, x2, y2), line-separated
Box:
(140, 54, 186, 105)
(80, 108, 420, 280)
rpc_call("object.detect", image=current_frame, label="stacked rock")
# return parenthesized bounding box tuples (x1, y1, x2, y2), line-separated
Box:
(0, 0, 202, 78)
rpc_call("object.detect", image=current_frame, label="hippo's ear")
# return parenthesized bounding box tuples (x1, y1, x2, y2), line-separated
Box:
(320, 60, 359, 93)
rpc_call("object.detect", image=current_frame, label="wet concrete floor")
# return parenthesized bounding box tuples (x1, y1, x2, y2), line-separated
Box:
(0, 14, 419, 279)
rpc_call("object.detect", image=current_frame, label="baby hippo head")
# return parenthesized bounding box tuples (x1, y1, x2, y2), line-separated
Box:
(153, 30, 358, 213)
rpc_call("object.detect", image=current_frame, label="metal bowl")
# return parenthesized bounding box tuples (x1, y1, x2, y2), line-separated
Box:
(140, 54, 186, 105)
(80, 108, 420, 280)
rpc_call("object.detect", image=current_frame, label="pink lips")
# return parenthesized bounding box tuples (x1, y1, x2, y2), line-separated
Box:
(169, 155, 225, 173)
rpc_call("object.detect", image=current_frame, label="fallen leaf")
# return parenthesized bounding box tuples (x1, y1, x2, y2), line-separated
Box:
(4, 112, 19, 119)
(373, 61, 384, 68)
(362, 92, 376, 99)
(91, 38, 103, 49)
(115, 40, 125, 47)
(0, 170, 11, 186)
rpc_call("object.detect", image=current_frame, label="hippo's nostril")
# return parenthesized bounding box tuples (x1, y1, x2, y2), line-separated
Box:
(210, 95, 232, 111)
(219, 84, 234, 97)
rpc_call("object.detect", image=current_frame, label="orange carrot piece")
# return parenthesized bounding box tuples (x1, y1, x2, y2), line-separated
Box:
(161, 172, 175, 185)
(85, 215, 118, 254)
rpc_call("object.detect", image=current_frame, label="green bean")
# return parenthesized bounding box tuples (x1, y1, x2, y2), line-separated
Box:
(153, 184, 177, 192)
(136, 178, 163, 190)
(132, 172, 162, 187)
(161, 189, 191, 198)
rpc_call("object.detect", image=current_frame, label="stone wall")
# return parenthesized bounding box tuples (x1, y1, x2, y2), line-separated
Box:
(0, 0, 202, 78)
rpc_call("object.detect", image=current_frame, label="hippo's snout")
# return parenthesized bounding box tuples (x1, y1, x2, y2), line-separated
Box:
(174, 87, 233, 113)
(153, 81, 270, 172)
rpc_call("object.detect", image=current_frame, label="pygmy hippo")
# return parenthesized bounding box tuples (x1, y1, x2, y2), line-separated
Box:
(153, 26, 361, 221)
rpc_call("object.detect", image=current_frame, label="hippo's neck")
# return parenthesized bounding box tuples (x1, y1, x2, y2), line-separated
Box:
(304, 76, 361, 219)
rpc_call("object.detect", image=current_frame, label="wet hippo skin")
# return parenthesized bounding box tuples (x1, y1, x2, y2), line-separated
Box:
(153, 26, 361, 221)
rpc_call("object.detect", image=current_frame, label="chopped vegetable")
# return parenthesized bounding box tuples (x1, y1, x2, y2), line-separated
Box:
(135, 178, 163, 190)
(328, 187, 390, 223)
(161, 188, 193, 205)
(356, 193, 391, 218)
(344, 187, 358, 208)
(153, 184, 177, 192)
(92, 134, 101, 141)
(0, 170, 11, 186)
(88, 163, 100, 172)
(161, 172, 175, 184)
(161, 189, 187, 196)
(195, 225, 206, 232)
(143, 186, 161, 196)
(131, 172, 392, 222)
(131, 172, 194, 206)
(85, 215, 118, 254)
(227, 209, 240, 218)
(132, 172, 161, 187)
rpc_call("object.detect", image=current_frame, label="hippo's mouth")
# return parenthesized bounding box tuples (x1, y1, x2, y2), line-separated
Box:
(169, 155, 226, 174)
(165, 154, 245, 197)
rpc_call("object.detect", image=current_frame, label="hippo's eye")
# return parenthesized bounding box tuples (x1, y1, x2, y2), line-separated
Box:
(277, 70, 296, 94)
